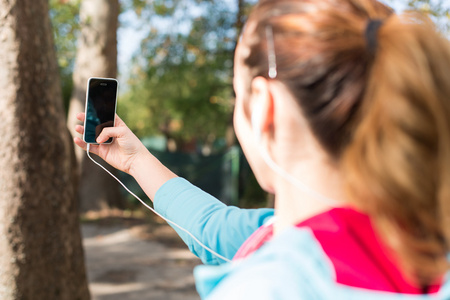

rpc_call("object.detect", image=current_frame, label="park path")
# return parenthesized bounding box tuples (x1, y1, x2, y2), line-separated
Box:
(81, 216, 202, 300)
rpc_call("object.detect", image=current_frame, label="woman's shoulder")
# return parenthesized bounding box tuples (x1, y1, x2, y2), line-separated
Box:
(195, 217, 450, 299)
(195, 227, 333, 299)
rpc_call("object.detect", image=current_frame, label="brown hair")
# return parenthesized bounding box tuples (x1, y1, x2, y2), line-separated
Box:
(242, 0, 450, 286)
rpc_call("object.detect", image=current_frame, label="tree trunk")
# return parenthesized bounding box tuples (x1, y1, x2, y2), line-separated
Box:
(67, 0, 124, 212)
(0, 0, 90, 299)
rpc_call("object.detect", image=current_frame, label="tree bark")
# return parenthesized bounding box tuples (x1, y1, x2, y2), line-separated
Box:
(0, 0, 90, 299)
(67, 0, 124, 212)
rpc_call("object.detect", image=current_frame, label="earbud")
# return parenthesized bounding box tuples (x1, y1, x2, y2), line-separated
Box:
(252, 104, 263, 142)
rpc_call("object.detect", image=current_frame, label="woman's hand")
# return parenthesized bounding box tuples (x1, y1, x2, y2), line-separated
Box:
(74, 112, 177, 200)
(74, 112, 146, 175)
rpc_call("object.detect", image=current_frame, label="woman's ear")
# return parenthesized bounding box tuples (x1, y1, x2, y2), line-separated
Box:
(250, 76, 274, 141)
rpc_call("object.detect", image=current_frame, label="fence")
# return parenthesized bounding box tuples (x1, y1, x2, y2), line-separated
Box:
(119, 142, 266, 207)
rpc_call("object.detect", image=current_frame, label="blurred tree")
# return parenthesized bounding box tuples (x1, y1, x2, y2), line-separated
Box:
(49, 0, 81, 114)
(119, 0, 241, 152)
(66, 0, 124, 212)
(119, 0, 268, 207)
(407, 0, 449, 33)
(383, 0, 449, 33)
(0, 0, 89, 299)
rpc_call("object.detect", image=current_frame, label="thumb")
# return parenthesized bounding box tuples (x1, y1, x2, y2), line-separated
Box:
(96, 126, 124, 144)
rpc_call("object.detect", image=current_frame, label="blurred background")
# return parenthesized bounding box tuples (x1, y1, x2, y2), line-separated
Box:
(0, 0, 448, 299)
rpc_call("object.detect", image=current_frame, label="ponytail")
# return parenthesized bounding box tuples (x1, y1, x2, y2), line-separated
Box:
(243, 0, 450, 284)
(343, 12, 450, 285)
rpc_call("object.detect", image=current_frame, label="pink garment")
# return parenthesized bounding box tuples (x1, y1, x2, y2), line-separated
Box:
(233, 207, 441, 294)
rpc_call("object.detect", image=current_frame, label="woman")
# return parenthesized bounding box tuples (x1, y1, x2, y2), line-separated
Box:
(74, 0, 450, 298)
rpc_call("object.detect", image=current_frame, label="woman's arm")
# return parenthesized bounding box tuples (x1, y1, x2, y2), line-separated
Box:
(74, 112, 177, 199)
(155, 177, 274, 265)
(74, 113, 274, 264)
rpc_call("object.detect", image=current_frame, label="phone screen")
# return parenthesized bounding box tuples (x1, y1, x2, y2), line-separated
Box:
(83, 77, 118, 144)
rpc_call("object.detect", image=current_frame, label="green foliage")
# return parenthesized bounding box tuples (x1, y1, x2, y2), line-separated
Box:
(408, 0, 450, 33)
(119, 0, 237, 147)
(49, 0, 81, 114)
(384, 0, 450, 34)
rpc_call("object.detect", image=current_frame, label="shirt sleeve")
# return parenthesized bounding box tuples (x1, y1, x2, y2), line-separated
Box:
(154, 177, 275, 265)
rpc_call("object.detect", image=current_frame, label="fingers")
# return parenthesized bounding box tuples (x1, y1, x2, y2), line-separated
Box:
(73, 137, 100, 155)
(74, 112, 128, 145)
(96, 126, 125, 144)
(73, 137, 87, 150)
(75, 125, 84, 135)
(76, 112, 85, 122)
(73, 112, 101, 155)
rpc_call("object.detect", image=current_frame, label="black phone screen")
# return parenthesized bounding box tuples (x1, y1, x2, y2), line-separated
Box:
(83, 78, 118, 144)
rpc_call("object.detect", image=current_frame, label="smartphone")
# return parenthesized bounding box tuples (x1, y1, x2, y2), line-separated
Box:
(83, 77, 118, 144)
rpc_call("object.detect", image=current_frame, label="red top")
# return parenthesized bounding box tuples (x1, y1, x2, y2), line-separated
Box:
(233, 207, 441, 294)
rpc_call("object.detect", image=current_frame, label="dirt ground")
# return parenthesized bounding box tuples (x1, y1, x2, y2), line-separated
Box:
(81, 214, 202, 300)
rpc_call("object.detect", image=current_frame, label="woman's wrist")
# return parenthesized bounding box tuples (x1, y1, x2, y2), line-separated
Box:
(127, 144, 150, 176)
(129, 147, 178, 201)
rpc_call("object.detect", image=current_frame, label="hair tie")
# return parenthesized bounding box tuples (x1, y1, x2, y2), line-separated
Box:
(365, 19, 384, 56)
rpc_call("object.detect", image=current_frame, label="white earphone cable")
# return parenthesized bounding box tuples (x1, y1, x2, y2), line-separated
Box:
(259, 148, 337, 206)
(86, 143, 232, 263)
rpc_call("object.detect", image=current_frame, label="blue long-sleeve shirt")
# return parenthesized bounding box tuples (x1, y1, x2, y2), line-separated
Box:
(154, 177, 450, 300)
(154, 177, 274, 265)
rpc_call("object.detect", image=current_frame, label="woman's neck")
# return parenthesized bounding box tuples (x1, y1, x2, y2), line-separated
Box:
(272, 158, 347, 235)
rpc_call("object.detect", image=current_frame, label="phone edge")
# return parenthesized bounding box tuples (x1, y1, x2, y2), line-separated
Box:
(82, 77, 119, 145)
